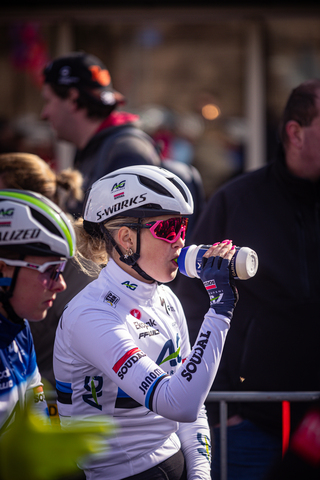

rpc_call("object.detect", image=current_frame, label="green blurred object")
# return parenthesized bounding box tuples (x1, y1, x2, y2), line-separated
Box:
(0, 400, 116, 480)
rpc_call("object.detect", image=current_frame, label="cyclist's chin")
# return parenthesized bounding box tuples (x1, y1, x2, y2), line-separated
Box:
(155, 267, 178, 284)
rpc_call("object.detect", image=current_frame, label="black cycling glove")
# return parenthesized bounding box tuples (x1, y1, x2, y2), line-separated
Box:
(199, 255, 238, 320)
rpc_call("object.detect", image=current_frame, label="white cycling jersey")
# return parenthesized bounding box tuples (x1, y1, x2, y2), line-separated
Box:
(54, 259, 230, 480)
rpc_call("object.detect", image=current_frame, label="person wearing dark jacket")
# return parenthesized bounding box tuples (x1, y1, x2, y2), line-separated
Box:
(174, 78, 320, 479)
(41, 52, 161, 216)
(40, 51, 205, 233)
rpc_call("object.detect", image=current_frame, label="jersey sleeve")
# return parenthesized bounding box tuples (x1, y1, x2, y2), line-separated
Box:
(68, 305, 229, 423)
(177, 405, 211, 480)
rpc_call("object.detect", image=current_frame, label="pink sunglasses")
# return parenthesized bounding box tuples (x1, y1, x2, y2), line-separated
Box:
(142, 217, 189, 243)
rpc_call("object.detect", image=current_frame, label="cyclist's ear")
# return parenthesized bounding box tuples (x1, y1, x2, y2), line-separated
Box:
(116, 226, 136, 253)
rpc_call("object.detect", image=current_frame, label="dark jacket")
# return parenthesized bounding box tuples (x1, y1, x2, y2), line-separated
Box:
(71, 112, 206, 240)
(71, 114, 161, 216)
(175, 145, 320, 436)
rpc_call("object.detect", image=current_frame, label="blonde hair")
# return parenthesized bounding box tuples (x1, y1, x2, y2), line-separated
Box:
(73, 216, 140, 276)
(0, 152, 83, 211)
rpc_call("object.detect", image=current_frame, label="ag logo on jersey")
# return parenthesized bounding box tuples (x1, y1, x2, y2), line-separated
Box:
(83, 376, 103, 410)
(122, 281, 138, 291)
(156, 333, 181, 375)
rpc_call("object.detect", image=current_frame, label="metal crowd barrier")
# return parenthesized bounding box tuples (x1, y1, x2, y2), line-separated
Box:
(206, 391, 320, 480)
(46, 388, 320, 480)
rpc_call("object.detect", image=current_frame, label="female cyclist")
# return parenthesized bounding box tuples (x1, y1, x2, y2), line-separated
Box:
(53, 165, 238, 480)
(0, 189, 76, 434)
(0, 151, 94, 388)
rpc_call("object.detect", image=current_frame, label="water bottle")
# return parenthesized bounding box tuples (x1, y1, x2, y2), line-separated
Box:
(177, 244, 258, 280)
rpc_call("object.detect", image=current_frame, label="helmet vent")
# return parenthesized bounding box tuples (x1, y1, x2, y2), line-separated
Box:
(138, 175, 174, 198)
(31, 208, 63, 238)
(168, 178, 188, 202)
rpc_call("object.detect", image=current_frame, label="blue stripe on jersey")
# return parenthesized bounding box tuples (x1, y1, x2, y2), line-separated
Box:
(145, 373, 168, 410)
(56, 380, 73, 393)
(117, 387, 130, 398)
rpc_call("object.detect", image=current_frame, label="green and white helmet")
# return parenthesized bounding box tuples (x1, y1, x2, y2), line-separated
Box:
(0, 189, 76, 258)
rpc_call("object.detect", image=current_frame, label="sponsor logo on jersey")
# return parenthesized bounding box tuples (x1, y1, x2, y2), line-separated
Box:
(130, 308, 141, 319)
(8, 340, 24, 363)
(33, 385, 46, 403)
(122, 280, 138, 291)
(156, 334, 181, 368)
(132, 320, 159, 338)
(113, 347, 147, 380)
(138, 368, 165, 395)
(159, 297, 175, 315)
(83, 376, 103, 410)
(0, 368, 13, 390)
(0, 367, 10, 380)
(0, 228, 41, 242)
(197, 432, 211, 462)
(133, 321, 149, 330)
(146, 319, 156, 327)
(139, 329, 159, 339)
(181, 330, 211, 382)
(103, 291, 120, 308)
(96, 193, 147, 221)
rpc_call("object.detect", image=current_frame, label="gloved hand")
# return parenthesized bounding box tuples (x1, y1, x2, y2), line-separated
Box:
(199, 253, 238, 320)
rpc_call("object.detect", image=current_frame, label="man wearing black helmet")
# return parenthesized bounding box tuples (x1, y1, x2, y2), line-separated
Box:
(41, 51, 206, 241)
(41, 51, 161, 217)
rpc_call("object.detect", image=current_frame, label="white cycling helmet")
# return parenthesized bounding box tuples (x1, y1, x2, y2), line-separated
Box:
(83, 164, 194, 224)
(82, 165, 194, 282)
(0, 189, 76, 258)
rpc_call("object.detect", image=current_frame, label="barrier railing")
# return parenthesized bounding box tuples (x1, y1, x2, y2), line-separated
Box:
(206, 391, 320, 480)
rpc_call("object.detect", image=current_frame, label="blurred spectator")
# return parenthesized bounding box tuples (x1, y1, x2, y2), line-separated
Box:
(41, 52, 206, 242)
(41, 51, 161, 217)
(0, 117, 21, 154)
(136, 104, 207, 240)
(0, 152, 96, 388)
(13, 113, 56, 164)
(174, 79, 320, 479)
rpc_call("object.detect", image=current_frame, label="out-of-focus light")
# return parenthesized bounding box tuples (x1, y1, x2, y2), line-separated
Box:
(201, 104, 221, 120)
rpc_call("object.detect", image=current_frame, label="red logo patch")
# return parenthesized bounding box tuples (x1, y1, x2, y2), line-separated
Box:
(130, 309, 141, 319)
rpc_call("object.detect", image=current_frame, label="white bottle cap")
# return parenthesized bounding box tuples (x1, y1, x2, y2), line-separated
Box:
(234, 247, 258, 280)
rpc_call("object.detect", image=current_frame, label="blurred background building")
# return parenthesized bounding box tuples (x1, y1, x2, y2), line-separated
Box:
(1, 1, 320, 199)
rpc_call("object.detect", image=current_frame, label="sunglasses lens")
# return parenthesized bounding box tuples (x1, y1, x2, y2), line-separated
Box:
(37, 261, 66, 289)
(153, 217, 188, 242)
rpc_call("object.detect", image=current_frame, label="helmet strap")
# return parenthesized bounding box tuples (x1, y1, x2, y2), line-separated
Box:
(100, 220, 155, 282)
(0, 258, 24, 325)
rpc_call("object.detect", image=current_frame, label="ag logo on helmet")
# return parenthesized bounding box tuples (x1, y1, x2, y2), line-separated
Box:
(112, 180, 126, 201)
